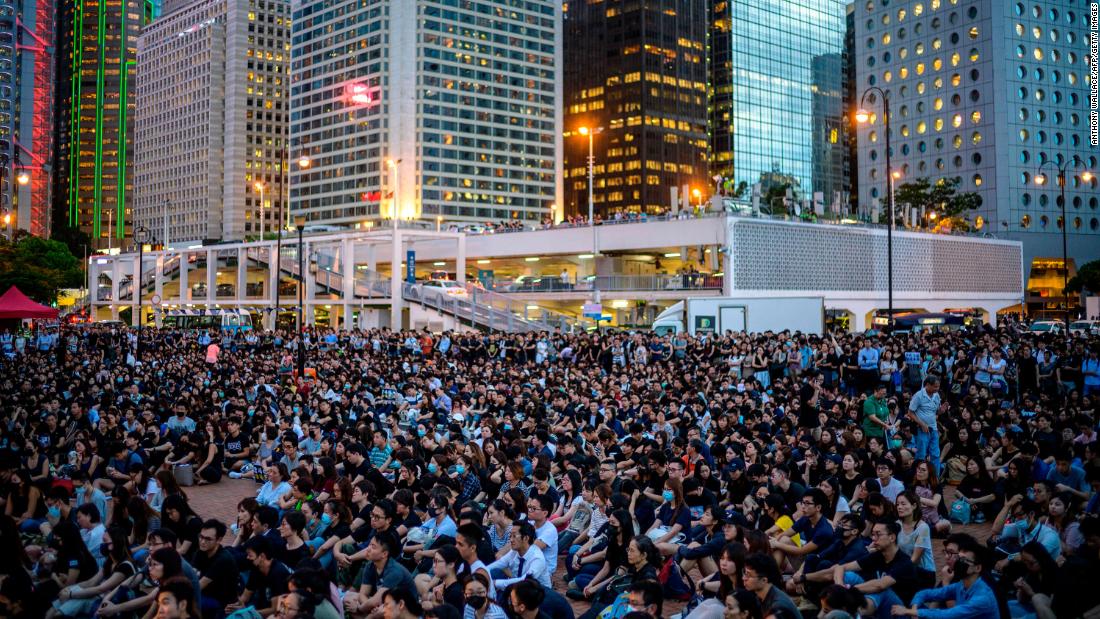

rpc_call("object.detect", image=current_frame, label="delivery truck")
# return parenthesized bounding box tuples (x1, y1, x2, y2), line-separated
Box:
(651, 296, 825, 336)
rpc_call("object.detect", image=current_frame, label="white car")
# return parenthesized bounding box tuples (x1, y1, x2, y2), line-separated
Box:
(1028, 320, 1065, 334)
(420, 279, 468, 301)
(1069, 320, 1100, 336)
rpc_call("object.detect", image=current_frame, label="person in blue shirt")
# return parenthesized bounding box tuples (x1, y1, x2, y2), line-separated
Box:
(858, 340, 882, 393)
(770, 488, 835, 564)
(990, 495, 1062, 565)
(1045, 447, 1090, 501)
(891, 534, 998, 618)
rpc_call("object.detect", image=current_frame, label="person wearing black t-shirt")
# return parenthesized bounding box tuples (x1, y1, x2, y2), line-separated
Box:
(229, 537, 290, 616)
(191, 519, 240, 613)
(222, 418, 251, 473)
(811, 520, 919, 617)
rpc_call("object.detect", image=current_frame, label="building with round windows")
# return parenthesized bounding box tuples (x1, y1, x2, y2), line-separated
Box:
(854, 0, 1098, 312)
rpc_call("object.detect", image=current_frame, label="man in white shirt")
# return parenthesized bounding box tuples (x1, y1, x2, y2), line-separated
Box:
(527, 494, 559, 575)
(486, 521, 550, 591)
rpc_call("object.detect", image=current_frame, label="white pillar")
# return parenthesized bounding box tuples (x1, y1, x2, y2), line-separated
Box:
(390, 231, 403, 330)
(304, 241, 315, 325)
(88, 259, 99, 309)
(110, 259, 121, 319)
(206, 250, 217, 303)
(722, 252, 733, 296)
(154, 254, 165, 301)
(456, 235, 467, 284)
(237, 247, 247, 306)
(269, 244, 279, 309)
(179, 250, 190, 303)
(342, 238, 354, 330)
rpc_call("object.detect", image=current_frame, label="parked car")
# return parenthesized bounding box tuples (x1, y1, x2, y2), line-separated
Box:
(420, 279, 468, 301)
(1028, 320, 1065, 334)
(1069, 319, 1100, 336)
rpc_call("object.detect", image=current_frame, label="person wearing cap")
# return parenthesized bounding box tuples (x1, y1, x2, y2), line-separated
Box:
(673, 504, 740, 577)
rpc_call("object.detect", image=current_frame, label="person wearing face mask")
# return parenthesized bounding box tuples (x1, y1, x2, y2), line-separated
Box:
(464, 572, 507, 619)
(891, 534, 998, 618)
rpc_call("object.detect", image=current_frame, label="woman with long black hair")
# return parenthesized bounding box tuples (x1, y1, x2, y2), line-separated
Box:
(160, 495, 203, 559)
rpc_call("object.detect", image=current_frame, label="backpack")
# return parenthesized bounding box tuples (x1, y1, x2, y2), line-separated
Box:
(948, 498, 972, 524)
(658, 556, 693, 601)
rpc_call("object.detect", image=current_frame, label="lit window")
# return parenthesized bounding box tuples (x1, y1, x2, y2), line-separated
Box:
(1015, 23, 1024, 36)
(917, 82, 926, 94)
(1033, 48, 1043, 60)
(970, 111, 981, 124)
(934, 118, 944, 131)
(932, 38, 942, 50)
(917, 121, 927, 133)
(951, 73, 961, 86)
(971, 132, 982, 145)
(900, 67, 909, 79)
(951, 52, 960, 66)
(953, 135, 963, 148)
(901, 125, 910, 137)
(968, 26, 979, 39)
(933, 77, 943, 88)
(1032, 26, 1042, 39)
(952, 113, 962, 128)
(884, 71, 892, 82)
(898, 8, 906, 21)
(869, 130, 878, 143)
(969, 48, 979, 62)
(882, 33, 891, 45)
(933, 58, 943, 70)
(916, 62, 925, 75)
(914, 3, 924, 16)
(933, 97, 943, 110)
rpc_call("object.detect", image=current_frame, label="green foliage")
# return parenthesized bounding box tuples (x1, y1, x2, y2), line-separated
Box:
(731, 181, 749, 199)
(1067, 260, 1100, 294)
(0, 231, 85, 304)
(893, 177, 983, 229)
(764, 183, 793, 215)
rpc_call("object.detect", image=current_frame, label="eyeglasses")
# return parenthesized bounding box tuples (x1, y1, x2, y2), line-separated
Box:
(799, 500, 817, 507)
(371, 513, 386, 520)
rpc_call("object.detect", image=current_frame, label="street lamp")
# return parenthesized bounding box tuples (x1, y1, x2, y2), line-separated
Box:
(294, 214, 307, 376)
(575, 126, 603, 255)
(254, 181, 266, 237)
(1034, 155, 1094, 327)
(856, 86, 895, 330)
(691, 188, 703, 210)
(2, 212, 11, 239)
(133, 226, 153, 361)
(15, 170, 29, 185)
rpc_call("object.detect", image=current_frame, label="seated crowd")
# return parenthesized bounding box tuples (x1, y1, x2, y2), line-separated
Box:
(0, 320, 1098, 619)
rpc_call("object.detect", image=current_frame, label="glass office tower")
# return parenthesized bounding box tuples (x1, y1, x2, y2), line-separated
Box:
(709, 0, 849, 205)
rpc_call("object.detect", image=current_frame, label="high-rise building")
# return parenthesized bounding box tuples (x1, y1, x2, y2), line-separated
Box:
(0, 0, 55, 237)
(290, 0, 561, 228)
(134, 0, 289, 245)
(563, 0, 708, 217)
(52, 0, 158, 249)
(709, 0, 850, 209)
(852, 0, 1099, 308)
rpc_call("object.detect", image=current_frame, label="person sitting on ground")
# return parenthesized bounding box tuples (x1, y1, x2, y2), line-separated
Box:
(890, 533, 998, 618)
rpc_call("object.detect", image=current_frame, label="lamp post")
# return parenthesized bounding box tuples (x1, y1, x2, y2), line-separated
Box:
(856, 87, 895, 330)
(1034, 156, 1094, 327)
(386, 159, 400, 229)
(576, 126, 603, 255)
(294, 214, 307, 376)
(254, 181, 266, 238)
(133, 226, 152, 360)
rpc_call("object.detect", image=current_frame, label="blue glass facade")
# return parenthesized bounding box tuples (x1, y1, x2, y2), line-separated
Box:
(710, 0, 849, 202)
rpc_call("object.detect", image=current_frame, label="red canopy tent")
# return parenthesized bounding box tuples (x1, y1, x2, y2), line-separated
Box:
(0, 286, 60, 319)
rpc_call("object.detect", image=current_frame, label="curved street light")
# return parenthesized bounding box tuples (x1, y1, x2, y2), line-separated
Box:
(855, 86, 895, 330)
(1034, 155, 1094, 328)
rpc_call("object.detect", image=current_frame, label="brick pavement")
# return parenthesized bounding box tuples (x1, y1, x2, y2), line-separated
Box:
(186, 481, 992, 617)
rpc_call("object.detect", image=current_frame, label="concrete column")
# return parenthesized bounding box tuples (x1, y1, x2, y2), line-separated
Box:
(154, 254, 165, 301)
(206, 250, 216, 303)
(131, 256, 139, 325)
(237, 247, 247, 305)
(722, 252, 733, 296)
(110, 259, 121, 320)
(366, 244, 377, 273)
(456, 235, 467, 284)
(342, 238, 354, 329)
(304, 241, 315, 325)
(179, 250, 190, 303)
(88, 259, 99, 307)
(390, 231, 403, 330)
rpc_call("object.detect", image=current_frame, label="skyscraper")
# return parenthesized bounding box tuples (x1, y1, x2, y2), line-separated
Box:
(0, 0, 55, 238)
(709, 0, 850, 208)
(134, 0, 289, 245)
(563, 0, 708, 216)
(52, 0, 158, 249)
(852, 0, 1098, 269)
(290, 0, 561, 228)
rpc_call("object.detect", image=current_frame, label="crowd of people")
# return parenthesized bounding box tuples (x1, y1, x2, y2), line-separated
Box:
(0, 319, 1098, 619)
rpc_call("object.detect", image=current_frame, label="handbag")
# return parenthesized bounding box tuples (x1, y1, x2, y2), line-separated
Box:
(948, 498, 971, 524)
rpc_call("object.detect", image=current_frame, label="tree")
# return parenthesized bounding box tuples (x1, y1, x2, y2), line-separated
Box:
(1067, 259, 1100, 294)
(0, 231, 85, 304)
(892, 176, 983, 231)
(763, 183, 793, 215)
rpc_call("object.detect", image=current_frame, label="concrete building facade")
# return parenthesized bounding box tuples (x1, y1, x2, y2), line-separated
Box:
(853, 0, 1098, 272)
(134, 0, 289, 245)
(289, 0, 562, 228)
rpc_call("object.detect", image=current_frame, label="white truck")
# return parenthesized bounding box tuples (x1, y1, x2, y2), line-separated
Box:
(651, 296, 825, 336)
